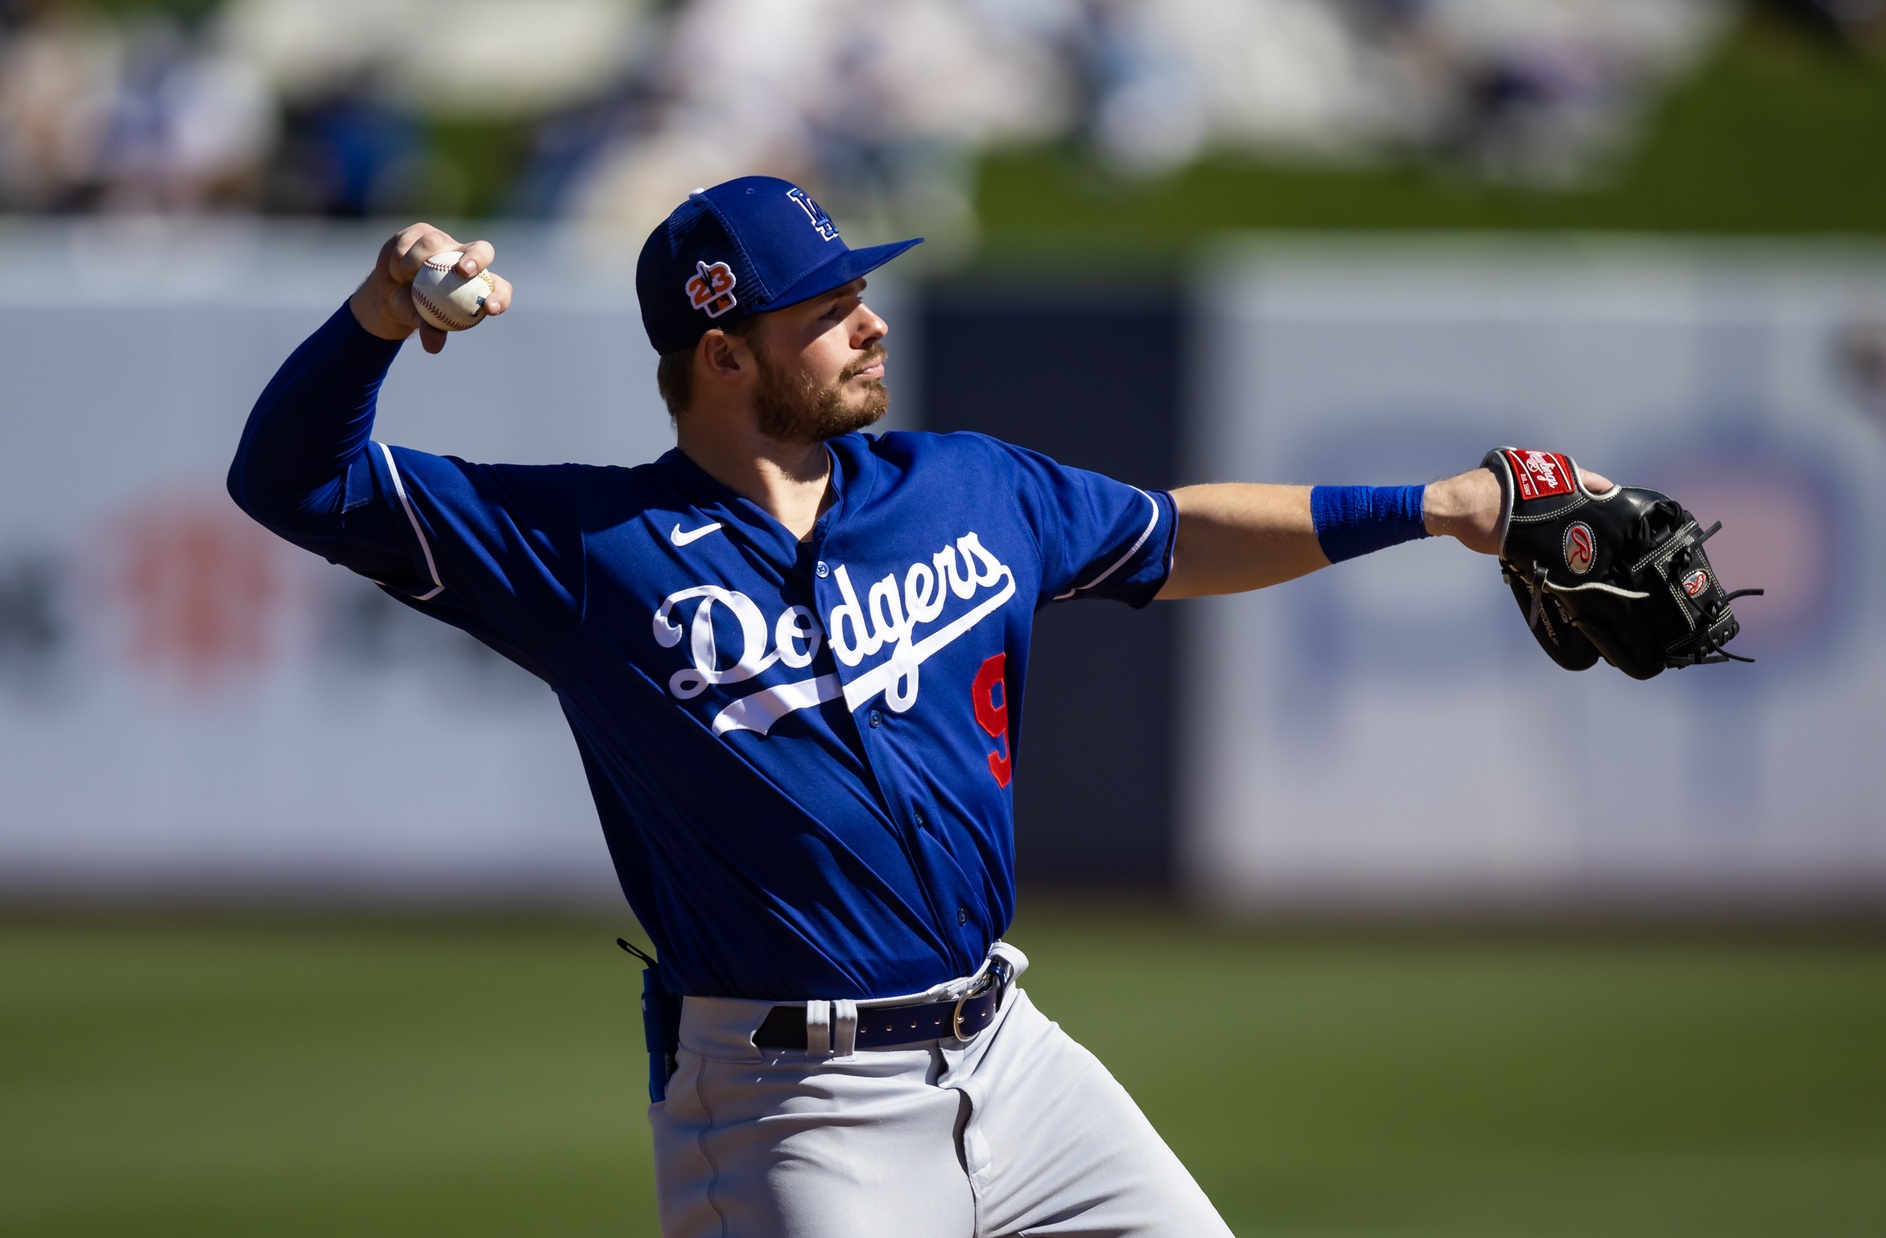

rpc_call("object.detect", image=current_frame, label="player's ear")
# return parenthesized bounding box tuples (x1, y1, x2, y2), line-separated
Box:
(701, 328, 735, 381)
(699, 329, 751, 386)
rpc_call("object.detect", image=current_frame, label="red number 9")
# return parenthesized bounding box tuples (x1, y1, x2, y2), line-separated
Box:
(972, 653, 1011, 788)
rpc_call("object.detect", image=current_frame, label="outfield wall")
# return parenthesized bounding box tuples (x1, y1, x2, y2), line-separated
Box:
(3, 223, 1882, 912)
(1183, 240, 1886, 913)
(0, 225, 628, 900)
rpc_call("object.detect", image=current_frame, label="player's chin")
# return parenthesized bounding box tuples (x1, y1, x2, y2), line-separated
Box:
(850, 384, 891, 429)
(819, 382, 888, 436)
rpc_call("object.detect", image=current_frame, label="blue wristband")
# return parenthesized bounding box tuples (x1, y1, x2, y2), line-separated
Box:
(1310, 485, 1430, 563)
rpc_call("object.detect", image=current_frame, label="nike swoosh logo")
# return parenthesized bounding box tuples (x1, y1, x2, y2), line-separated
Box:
(670, 521, 724, 547)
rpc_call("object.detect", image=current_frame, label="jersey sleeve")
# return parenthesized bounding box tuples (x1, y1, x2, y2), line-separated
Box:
(354, 447, 585, 683)
(974, 436, 1177, 608)
(229, 302, 585, 685)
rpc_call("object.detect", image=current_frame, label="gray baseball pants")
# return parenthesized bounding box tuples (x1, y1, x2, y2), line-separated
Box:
(649, 953, 1234, 1237)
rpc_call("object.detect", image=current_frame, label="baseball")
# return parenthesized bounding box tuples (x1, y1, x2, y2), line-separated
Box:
(411, 251, 497, 331)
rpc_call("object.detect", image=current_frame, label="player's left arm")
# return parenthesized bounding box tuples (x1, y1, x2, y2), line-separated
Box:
(1157, 465, 1612, 600)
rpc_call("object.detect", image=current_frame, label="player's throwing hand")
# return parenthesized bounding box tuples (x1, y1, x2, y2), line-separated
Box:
(349, 224, 514, 355)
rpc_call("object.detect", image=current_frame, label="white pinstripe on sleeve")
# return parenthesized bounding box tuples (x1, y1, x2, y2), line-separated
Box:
(375, 441, 444, 601)
(1053, 488, 1160, 601)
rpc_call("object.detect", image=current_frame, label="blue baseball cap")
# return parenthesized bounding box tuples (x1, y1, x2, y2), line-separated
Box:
(636, 176, 922, 355)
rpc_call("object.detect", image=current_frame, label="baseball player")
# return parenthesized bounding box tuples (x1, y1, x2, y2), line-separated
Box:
(229, 177, 1620, 1236)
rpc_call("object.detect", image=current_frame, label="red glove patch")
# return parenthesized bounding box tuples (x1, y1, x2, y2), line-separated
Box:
(1502, 449, 1576, 501)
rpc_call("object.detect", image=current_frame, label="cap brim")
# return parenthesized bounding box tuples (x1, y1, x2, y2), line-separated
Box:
(765, 237, 923, 312)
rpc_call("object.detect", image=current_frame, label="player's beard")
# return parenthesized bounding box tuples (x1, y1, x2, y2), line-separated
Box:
(752, 344, 889, 444)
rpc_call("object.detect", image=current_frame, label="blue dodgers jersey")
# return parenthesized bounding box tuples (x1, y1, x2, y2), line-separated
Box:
(361, 432, 1174, 1000)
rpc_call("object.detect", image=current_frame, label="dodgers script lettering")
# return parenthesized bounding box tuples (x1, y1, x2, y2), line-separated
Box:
(652, 531, 1016, 737)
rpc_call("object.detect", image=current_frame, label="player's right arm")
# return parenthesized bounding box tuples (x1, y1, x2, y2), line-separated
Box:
(227, 224, 512, 545)
(228, 226, 578, 682)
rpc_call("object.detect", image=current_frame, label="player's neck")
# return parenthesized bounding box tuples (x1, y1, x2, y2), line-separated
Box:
(676, 419, 832, 542)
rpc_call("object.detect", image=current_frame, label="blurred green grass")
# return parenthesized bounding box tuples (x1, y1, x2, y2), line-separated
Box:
(976, 11, 1886, 248)
(2, 908, 1882, 1237)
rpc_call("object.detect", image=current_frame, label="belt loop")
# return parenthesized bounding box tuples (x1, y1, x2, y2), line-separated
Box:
(988, 940, 1029, 982)
(832, 1000, 858, 1055)
(804, 1000, 832, 1055)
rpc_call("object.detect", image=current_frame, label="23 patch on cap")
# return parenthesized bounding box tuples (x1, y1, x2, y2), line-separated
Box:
(686, 260, 738, 317)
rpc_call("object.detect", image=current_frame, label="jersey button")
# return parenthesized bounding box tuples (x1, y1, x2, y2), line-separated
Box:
(912, 808, 926, 828)
(957, 907, 970, 926)
(868, 709, 882, 728)
(815, 560, 830, 578)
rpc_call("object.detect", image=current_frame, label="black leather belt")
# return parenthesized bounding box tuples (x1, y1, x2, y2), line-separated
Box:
(754, 959, 1013, 1050)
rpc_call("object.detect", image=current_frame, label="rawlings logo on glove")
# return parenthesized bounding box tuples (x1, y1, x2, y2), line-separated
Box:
(1484, 447, 1763, 680)
(1505, 449, 1576, 501)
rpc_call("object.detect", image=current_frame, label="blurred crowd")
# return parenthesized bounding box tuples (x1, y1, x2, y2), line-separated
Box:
(0, 0, 1879, 237)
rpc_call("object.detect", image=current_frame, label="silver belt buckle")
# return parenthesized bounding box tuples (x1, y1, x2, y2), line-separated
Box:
(950, 960, 1009, 1042)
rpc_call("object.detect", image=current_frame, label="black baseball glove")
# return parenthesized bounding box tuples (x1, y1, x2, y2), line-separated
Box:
(1484, 448, 1762, 680)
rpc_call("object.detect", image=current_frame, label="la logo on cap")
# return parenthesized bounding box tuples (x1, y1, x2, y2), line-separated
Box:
(788, 187, 839, 241)
(686, 260, 738, 317)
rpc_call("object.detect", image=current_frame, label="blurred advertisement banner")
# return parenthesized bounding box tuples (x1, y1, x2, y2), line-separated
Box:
(0, 221, 683, 900)
(1185, 240, 1886, 913)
